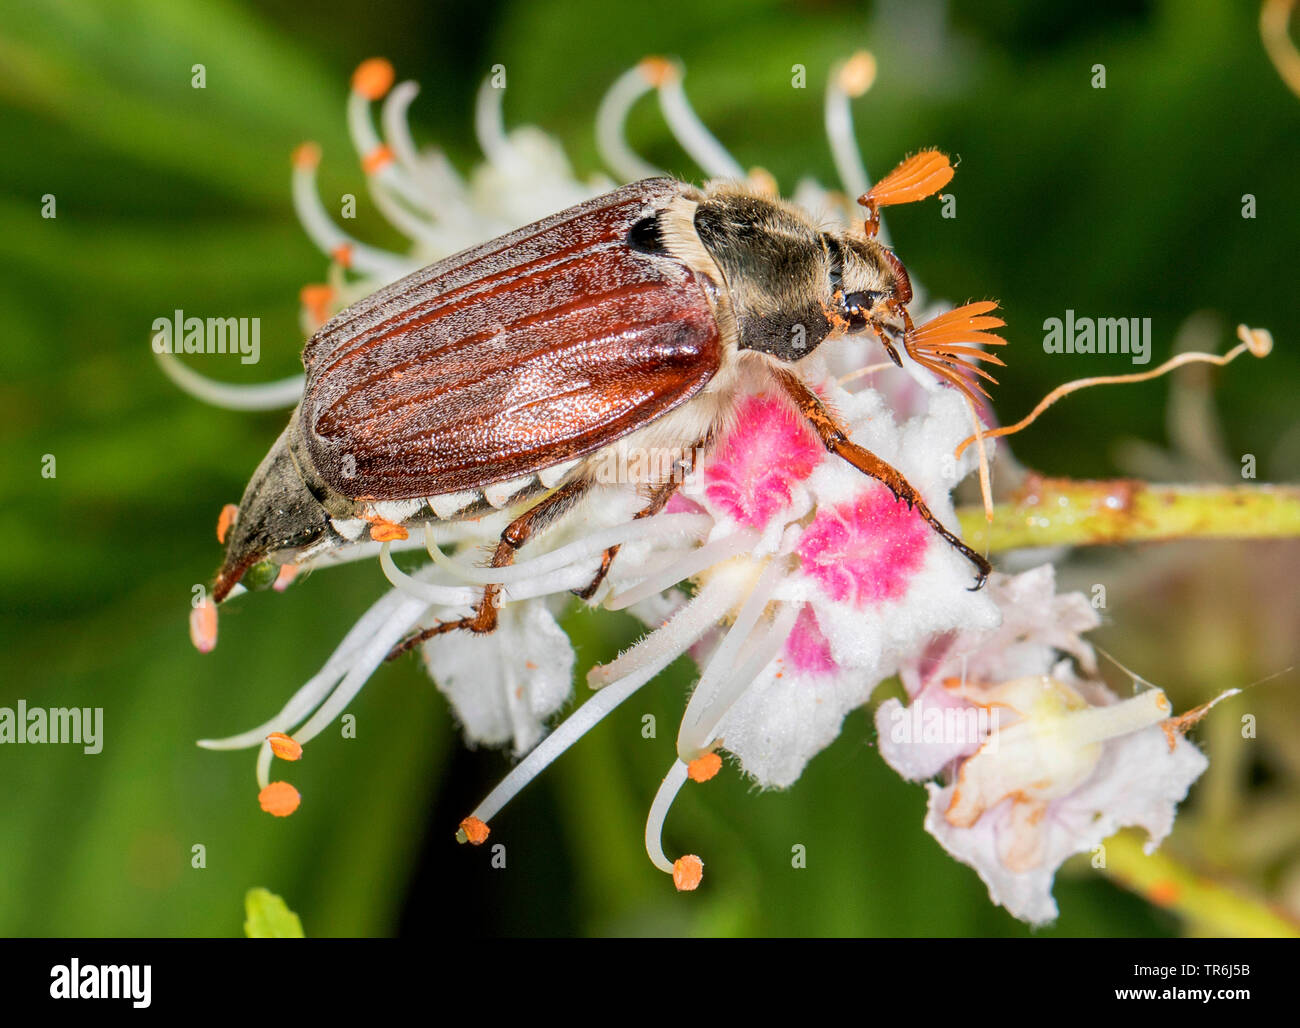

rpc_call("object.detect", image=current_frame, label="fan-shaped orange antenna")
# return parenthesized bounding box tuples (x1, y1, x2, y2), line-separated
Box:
(858, 150, 954, 237)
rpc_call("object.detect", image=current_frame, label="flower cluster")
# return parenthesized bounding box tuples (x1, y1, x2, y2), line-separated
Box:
(171, 54, 1234, 922)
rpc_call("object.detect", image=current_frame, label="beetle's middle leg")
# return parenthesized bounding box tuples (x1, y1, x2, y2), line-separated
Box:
(386, 478, 591, 660)
(573, 437, 711, 601)
(775, 369, 991, 590)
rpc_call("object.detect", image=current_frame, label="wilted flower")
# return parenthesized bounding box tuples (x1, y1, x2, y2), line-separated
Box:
(877, 565, 1232, 924)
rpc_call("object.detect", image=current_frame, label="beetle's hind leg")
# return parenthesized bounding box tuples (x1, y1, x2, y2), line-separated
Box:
(775, 370, 991, 590)
(386, 478, 592, 660)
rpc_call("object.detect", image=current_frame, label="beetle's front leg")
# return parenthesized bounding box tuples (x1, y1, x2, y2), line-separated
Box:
(775, 369, 991, 590)
(386, 478, 592, 660)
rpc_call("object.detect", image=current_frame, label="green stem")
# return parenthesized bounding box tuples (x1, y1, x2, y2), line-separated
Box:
(1099, 831, 1300, 937)
(958, 477, 1300, 552)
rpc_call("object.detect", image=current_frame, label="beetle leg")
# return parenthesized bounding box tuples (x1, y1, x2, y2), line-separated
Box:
(571, 455, 699, 601)
(386, 478, 592, 659)
(775, 369, 990, 590)
(573, 545, 619, 602)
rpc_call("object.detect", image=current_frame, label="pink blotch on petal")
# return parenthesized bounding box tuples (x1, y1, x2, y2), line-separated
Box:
(797, 487, 929, 606)
(784, 607, 837, 675)
(702, 394, 823, 529)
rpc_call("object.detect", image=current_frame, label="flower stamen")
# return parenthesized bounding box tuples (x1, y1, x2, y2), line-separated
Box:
(604, 530, 758, 611)
(651, 60, 745, 179)
(595, 63, 663, 180)
(825, 50, 876, 201)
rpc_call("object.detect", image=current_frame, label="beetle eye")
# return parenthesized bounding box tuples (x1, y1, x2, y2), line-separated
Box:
(842, 290, 882, 314)
(840, 289, 883, 330)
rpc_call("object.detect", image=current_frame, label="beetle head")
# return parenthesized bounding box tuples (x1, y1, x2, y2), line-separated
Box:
(692, 189, 913, 364)
(214, 416, 332, 602)
(825, 233, 911, 327)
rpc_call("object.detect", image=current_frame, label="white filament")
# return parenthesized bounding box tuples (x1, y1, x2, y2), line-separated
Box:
(379, 542, 482, 607)
(679, 601, 800, 758)
(423, 514, 711, 586)
(675, 560, 787, 755)
(589, 574, 740, 689)
(656, 73, 744, 180)
(290, 591, 434, 746)
(367, 172, 444, 247)
(292, 160, 408, 278)
(595, 64, 662, 181)
(475, 76, 517, 170)
(198, 583, 424, 751)
(644, 759, 690, 874)
(604, 530, 757, 611)
(381, 81, 433, 189)
(256, 738, 274, 788)
(824, 60, 871, 201)
(466, 593, 718, 826)
(154, 347, 303, 411)
(346, 88, 432, 215)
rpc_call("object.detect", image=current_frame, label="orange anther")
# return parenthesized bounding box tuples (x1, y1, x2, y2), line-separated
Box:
(687, 752, 722, 783)
(258, 781, 301, 817)
(639, 56, 677, 86)
(362, 144, 395, 175)
(216, 503, 239, 544)
(457, 816, 490, 845)
(370, 520, 409, 542)
(292, 141, 321, 170)
(299, 284, 335, 325)
(267, 732, 303, 762)
(352, 58, 395, 100)
(672, 854, 704, 891)
(330, 243, 354, 269)
(838, 51, 877, 97)
(1148, 880, 1180, 907)
(189, 597, 218, 654)
(273, 564, 300, 592)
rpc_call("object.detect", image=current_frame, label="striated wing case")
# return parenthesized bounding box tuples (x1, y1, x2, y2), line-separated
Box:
(302, 178, 722, 499)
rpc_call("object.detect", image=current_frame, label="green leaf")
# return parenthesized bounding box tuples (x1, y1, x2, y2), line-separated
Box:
(243, 887, 305, 938)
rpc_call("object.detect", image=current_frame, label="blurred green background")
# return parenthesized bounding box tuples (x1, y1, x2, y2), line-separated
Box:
(1, 0, 1297, 937)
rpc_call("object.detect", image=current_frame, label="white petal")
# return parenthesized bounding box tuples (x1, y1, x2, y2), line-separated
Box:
(422, 600, 574, 755)
(716, 659, 877, 788)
